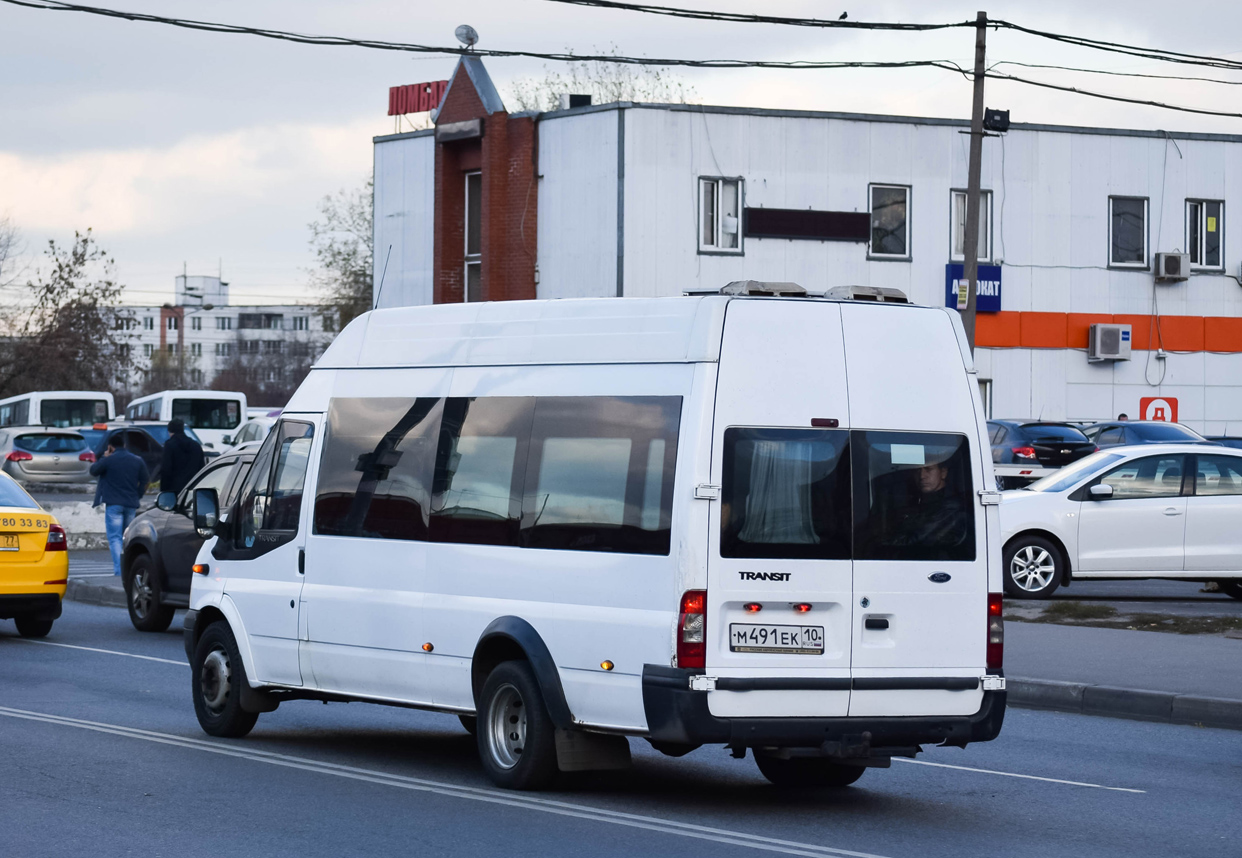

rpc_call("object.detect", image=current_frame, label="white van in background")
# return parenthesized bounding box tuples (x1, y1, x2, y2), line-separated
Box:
(125, 389, 247, 451)
(183, 284, 1006, 791)
(0, 390, 115, 428)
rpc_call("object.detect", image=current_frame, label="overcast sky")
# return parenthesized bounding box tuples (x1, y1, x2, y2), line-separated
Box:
(1, 0, 1240, 306)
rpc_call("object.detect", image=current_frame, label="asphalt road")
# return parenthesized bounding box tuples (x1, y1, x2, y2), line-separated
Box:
(2, 602, 1240, 858)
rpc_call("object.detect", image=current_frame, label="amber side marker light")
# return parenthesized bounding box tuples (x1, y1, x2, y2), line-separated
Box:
(422, 642, 434, 652)
(600, 660, 614, 671)
(192, 564, 210, 575)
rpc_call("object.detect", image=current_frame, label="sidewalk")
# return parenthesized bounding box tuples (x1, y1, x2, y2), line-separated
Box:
(65, 550, 126, 608)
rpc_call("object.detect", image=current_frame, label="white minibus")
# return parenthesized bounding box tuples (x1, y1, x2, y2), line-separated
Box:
(184, 283, 1006, 790)
(0, 390, 115, 428)
(125, 389, 247, 451)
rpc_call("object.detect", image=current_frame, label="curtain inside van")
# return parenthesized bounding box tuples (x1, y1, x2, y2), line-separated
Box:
(738, 440, 820, 545)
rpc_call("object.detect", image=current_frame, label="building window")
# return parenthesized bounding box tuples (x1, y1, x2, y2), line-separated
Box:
(143, 343, 153, 357)
(143, 317, 154, 330)
(698, 177, 743, 254)
(262, 340, 283, 354)
(191, 316, 202, 330)
(167, 343, 178, 354)
(241, 340, 261, 355)
(190, 369, 204, 385)
(1109, 196, 1148, 267)
(1186, 200, 1224, 270)
(215, 342, 233, 357)
(167, 316, 179, 331)
(464, 171, 482, 302)
(292, 315, 308, 331)
(950, 190, 992, 262)
(216, 317, 233, 331)
(869, 184, 911, 260)
(191, 343, 202, 356)
(291, 342, 311, 357)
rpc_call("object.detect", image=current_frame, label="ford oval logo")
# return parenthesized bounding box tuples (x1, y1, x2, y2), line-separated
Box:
(928, 572, 952, 584)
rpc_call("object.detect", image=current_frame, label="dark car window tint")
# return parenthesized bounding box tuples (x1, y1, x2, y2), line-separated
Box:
(1097, 455, 1185, 499)
(39, 399, 109, 428)
(521, 396, 680, 555)
(1023, 424, 1090, 443)
(14, 434, 87, 453)
(125, 431, 153, 454)
(1130, 423, 1205, 442)
(853, 431, 975, 562)
(431, 397, 533, 546)
(1096, 427, 1125, 446)
(721, 428, 850, 560)
(0, 475, 38, 509)
(1194, 455, 1242, 496)
(172, 398, 242, 430)
(221, 459, 254, 507)
(315, 397, 443, 541)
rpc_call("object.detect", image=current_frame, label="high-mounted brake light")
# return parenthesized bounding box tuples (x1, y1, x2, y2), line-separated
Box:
(79, 451, 96, 463)
(677, 590, 707, 670)
(6, 450, 32, 462)
(792, 603, 813, 613)
(987, 592, 1004, 669)
(1011, 447, 1038, 461)
(45, 524, 67, 552)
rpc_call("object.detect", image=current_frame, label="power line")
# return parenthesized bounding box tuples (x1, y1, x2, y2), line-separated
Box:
(991, 60, 1242, 87)
(993, 20, 1242, 72)
(985, 70, 1242, 120)
(539, 0, 971, 31)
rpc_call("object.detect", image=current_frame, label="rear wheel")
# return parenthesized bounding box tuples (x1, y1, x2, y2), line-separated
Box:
(1219, 581, 1242, 600)
(754, 754, 867, 788)
(125, 554, 176, 632)
(15, 616, 53, 638)
(1003, 535, 1062, 599)
(476, 660, 558, 790)
(192, 622, 259, 738)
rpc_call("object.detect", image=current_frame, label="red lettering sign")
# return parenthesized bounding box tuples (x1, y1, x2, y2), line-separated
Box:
(388, 81, 448, 116)
(1139, 397, 1179, 423)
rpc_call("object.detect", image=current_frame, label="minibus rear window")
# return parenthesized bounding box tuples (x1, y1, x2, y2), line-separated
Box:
(852, 431, 975, 562)
(721, 428, 851, 560)
(39, 399, 109, 428)
(172, 398, 242, 430)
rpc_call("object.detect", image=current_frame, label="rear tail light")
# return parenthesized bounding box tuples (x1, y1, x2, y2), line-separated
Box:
(677, 589, 707, 670)
(987, 592, 1004, 669)
(6, 450, 32, 462)
(79, 451, 96, 463)
(1011, 446, 1038, 460)
(45, 524, 67, 552)
(1093, 446, 1100, 452)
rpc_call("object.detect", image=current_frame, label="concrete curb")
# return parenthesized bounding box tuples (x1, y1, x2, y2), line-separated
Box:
(1009, 677, 1242, 731)
(64, 577, 126, 609)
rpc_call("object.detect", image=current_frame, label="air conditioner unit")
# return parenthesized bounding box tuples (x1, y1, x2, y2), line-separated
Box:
(1155, 252, 1190, 282)
(1088, 323, 1132, 362)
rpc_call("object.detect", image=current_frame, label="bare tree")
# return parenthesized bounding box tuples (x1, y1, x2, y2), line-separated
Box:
(309, 178, 372, 331)
(0, 216, 20, 293)
(140, 347, 202, 396)
(508, 48, 698, 112)
(211, 332, 318, 407)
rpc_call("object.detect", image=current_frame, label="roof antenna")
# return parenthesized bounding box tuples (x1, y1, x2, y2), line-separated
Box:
(372, 244, 393, 310)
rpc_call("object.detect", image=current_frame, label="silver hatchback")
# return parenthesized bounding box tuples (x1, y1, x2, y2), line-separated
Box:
(0, 427, 95, 483)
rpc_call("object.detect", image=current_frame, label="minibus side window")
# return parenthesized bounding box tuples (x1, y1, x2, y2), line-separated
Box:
(852, 431, 975, 562)
(520, 396, 681, 555)
(430, 397, 534, 547)
(314, 397, 443, 540)
(236, 420, 314, 550)
(720, 428, 851, 560)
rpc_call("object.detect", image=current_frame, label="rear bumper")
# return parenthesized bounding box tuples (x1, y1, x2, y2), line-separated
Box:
(642, 665, 1006, 750)
(0, 593, 63, 621)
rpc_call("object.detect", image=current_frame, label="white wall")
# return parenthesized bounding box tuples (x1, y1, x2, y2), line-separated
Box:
(373, 131, 435, 308)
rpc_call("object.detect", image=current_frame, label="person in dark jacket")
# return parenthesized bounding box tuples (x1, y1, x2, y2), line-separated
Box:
(90, 439, 151, 576)
(161, 418, 205, 496)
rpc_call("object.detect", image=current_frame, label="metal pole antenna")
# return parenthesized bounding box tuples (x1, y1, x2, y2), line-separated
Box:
(962, 10, 988, 352)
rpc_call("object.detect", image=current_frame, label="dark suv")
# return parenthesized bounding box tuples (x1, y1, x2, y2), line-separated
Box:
(120, 446, 255, 631)
(1083, 420, 1211, 448)
(988, 420, 1096, 488)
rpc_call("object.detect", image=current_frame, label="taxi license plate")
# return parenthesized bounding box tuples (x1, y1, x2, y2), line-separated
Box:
(729, 623, 824, 654)
(0, 533, 18, 551)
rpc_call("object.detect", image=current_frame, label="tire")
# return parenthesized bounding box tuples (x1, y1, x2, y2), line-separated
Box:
(754, 754, 867, 788)
(191, 622, 260, 738)
(15, 616, 53, 638)
(125, 554, 176, 633)
(1003, 535, 1063, 599)
(476, 660, 558, 790)
(458, 714, 478, 736)
(1219, 581, 1242, 600)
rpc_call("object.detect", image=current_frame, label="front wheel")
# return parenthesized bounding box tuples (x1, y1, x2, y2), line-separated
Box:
(125, 554, 176, 632)
(754, 754, 867, 788)
(476, 661, 558, 790)
(191, 622, 259, 738)
(1219, 581, 1242, 600)
(1003, 535, 1063, 599)
(15, 616, 53, 638)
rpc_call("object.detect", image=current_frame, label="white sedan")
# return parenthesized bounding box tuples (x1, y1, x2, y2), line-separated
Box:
(998, 443, 1242, 599)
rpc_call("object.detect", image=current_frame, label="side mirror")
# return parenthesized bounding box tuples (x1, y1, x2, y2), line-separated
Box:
(194, 488, 220, 538)
(155, 491, 177, 512)
(1089, 483, 1114, 500)
(222, 435, 232, 445)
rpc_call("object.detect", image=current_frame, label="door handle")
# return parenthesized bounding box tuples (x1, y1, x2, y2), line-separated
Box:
(1163, 507, 1182, 516)
(298, 548, 305, 574)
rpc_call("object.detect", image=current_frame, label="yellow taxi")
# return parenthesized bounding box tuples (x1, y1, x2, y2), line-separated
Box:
(0, 471, 68, 637)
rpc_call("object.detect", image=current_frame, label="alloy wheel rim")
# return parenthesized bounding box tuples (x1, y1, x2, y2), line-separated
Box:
(1011, 545, 1056, 591)
(131, 569, 153, 617)
(486, 683, 526, 770)
(201, 648, 231, 714)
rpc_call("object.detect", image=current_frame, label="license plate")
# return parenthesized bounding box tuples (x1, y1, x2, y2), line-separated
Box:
(729, 623, 824, 654)
(0, 534, 18, 551)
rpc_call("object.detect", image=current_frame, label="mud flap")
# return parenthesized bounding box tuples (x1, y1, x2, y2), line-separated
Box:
(554, 729, 632, 772)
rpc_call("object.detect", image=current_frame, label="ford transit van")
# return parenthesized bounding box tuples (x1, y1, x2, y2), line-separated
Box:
(183, 283, 1005, 790)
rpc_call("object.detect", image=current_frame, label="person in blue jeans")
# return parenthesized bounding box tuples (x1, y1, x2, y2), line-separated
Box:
(89, 439, 151, 576)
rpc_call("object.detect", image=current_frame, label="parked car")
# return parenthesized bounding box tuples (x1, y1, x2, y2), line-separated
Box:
(120, 446, 256, 631)
(81, 423, 209, 487)
(221, 416, 276, 452)
(987, 420, 1096, 488)
(1000, 444, 1242, 599)
(0, 471, 68, 637)
(0, 427, 95, 483)
(1206, 436, 1242, 450)
(1083, 420, 1210, 447)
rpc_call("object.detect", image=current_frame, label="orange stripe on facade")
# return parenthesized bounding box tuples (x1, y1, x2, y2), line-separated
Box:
(976, 312, 1242, 353)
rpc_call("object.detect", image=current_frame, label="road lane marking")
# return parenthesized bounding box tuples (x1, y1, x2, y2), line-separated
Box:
(0, 705, 888, 858)
(13, 638, 187, 667)
(893, 758, 1145, 793)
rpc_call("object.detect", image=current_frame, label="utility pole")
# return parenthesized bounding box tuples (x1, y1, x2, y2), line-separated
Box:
(961, 10, 988, 352)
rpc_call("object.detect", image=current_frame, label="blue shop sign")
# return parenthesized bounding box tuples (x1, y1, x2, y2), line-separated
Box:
(945, 263, 1002, 313)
